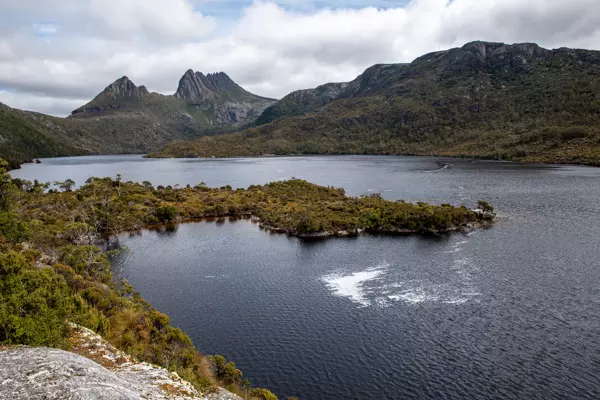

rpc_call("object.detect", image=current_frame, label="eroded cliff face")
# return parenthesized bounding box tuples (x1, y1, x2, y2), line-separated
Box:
(0, 324, 242, 400)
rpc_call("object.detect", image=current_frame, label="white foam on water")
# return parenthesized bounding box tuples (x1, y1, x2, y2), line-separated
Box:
(321, 265, 388, 307)
(388, 289, 440, 304)
(321, 242, 482, 307)
(445, 248, 462, 254)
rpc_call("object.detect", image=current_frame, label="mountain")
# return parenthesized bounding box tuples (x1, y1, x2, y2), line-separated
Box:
(72, 71, 275, 127)
(0, 72, 276, 167)
(70, 71, 275, 131)
(151, 41, 600, 166)
(71, 76, 150, 115)
(253, 63, 409, 126)
(0, 102, 90, 168)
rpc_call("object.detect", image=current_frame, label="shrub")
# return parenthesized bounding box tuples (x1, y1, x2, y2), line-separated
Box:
(210, 355, 243, 385)
(154, 205, 178, 222)
(477, 200, 494, 213)
(560, 126, 588, 140)
(250, 388, 278, 400)
(0, 251, 74, 346)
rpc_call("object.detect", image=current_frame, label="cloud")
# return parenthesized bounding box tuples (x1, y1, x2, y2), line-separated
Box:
(0, 90, 86, 116)
(1, 0, 600, 116)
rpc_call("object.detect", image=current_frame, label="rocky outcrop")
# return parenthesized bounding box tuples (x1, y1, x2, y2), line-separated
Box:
(174, 70, 217, 102)
(71, 77, 149, 116)
(101, 76, 149, 100)
(0, 325, 242, 400)
(175, 71, 242, 102)
(202, 72, 238, 93)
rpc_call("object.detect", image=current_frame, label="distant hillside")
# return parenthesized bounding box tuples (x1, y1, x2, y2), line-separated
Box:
(0, 103, 90, 168)
(1, 72, 276, 167)
(151, 41, 600, 166)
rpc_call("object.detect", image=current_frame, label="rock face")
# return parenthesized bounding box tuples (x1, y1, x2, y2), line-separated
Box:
(175, 70, 217, 102)
(175, 71, 241, 102)
(102, 76, 149, 101)
(0, 325, 243, 400)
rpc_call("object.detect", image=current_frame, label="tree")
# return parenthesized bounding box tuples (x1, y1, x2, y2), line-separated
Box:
(209, 355, 242, 385)
(0, 159, 27, 241)
(114, 174, 122, 197)
(0, 159, 13, 210)
(477, 200, 494, 213)
(154, 205, 177, 222)
(54, 179, 76, 192)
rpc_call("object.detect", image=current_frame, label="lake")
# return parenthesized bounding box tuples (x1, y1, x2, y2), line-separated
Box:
(12, 155, 600, 399)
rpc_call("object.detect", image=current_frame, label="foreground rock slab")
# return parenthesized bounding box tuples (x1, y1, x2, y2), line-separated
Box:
(0, 325, 242, 400)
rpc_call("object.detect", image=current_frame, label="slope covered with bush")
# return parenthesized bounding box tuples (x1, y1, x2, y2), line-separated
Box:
(151, 41, 600, 165)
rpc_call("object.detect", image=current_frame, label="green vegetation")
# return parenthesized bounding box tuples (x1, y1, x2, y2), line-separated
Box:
(150, 42, 600, 166)
(0, 104, 88, 168)
(0, 157, 494, 398)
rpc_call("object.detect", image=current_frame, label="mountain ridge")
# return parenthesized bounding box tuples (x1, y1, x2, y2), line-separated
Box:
(151, 41, 600, 165)
(1, 70, 277, 167)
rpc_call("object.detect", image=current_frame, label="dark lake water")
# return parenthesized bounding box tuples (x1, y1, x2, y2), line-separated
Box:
(12, 155, 600, 399)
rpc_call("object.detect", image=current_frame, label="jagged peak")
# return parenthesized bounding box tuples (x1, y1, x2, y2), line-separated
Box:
(101, 76, 142, 97)
(70, 76, 147, 116)
(174, 69, 241, 100)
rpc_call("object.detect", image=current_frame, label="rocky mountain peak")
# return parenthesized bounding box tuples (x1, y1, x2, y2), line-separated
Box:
(174, 70, 241, 101)
(174, 70, 214, 102)
(202, 72, 237, 92)
(70, 76, 149, 116)
(100, 76, 147, 101)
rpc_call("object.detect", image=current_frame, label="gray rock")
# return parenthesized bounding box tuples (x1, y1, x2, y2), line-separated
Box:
(174, 70, 217, 102)
(0, 325, 243, 400)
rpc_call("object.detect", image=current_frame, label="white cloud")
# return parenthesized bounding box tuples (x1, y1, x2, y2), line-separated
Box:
(0, 90, 86, 116)
(1, 0, 600, 116)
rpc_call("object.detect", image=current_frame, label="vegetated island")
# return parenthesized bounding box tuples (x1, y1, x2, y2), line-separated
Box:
(0, 159, 495, 399)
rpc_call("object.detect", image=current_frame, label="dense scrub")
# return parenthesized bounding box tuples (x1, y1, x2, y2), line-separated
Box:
(1, 159, 493, 399)
(18, 176, 491, 239)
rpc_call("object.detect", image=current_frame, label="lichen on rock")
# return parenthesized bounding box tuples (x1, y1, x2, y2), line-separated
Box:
(0, 324, 242, 400)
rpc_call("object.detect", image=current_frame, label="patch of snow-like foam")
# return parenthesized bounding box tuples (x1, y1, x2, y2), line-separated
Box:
(388, 289, 440, 304)
(321, 265, 388, 307)
(321, 243, 482, 307)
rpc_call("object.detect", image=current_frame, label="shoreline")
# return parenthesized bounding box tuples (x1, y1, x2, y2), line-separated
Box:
(17, 152, 600, 170)
(110, 213, 498, 244)
(145, 150, 600, 168)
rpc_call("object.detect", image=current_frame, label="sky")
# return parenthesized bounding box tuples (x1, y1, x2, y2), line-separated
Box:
(1, 0, 600, 116)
